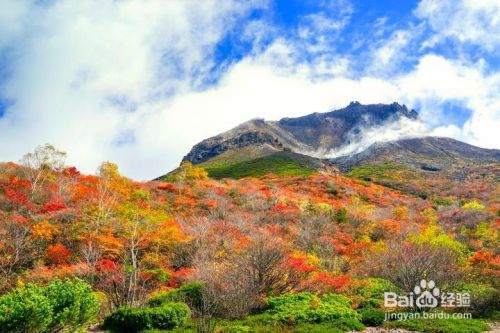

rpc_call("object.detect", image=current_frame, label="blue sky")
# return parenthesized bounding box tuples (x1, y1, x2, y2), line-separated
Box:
(0, 0, 499, 179)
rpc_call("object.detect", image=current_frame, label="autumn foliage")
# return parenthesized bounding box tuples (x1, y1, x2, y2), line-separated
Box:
(0, 144, 498, 324)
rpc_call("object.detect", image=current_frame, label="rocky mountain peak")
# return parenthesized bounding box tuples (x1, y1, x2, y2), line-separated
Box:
(182, 102, 420, 165)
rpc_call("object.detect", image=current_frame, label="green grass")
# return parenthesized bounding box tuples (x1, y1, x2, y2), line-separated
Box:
(384, 318, 491, 333)
(346, 163, 406, 181)
(124, 316, 494, 333)
(216, 315, 363, 333)
(202, 154, 315, 179)
(126, 318, 494, 333)
(142, 322, 354, 333)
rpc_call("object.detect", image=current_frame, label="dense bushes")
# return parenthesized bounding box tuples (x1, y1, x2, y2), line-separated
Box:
(349, 278, 391, 327)
(105, 289, 497, 333)
(147, 283, 203, 308)
(44, 278, 101, 331)
(0, 283, 53, 333)
(103, 302, 191, 332)
(104, 307, 152, 333)
(457, 283, 500, 318)
(0, 278, 99, 333)
(217, 313, 364, 333)
(359, 308, 385, 326)
(266, 292, 362, 328)
(351, 278, 397, 309)
(212, 292, 365, 332)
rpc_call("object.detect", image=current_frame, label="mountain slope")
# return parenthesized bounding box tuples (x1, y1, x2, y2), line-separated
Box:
(182, 102, 417, 176)
(176, 102, 499, 181)
(333, 137, 500, 199)
(200, 150, 324, 179)
(332, 137, 500, 172)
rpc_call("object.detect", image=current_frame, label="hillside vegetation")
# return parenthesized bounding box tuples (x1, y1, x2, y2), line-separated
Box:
(202, 152, 317, 179)
(0, 144, 498, 332)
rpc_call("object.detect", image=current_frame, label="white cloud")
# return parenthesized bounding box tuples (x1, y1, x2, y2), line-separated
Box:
(0, 0, 29, 49)
(0, 0, 267, 179)
(395, 54, 500, 149)
(370, 29, 413, 73)
(416, 0, 500, 51)
(153, 52, 499, 165)
(326, 117, 431, 158)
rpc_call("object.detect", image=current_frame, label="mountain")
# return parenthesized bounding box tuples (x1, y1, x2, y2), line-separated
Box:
(181, 102, 417, 178)
(332, 136, 500, 172)
(333, 136, 500, 199)
(183, 101, 417, 164)
(177, 101, 499, 180)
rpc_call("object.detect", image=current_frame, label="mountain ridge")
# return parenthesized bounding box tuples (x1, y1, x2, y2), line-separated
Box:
(183, 102, 418, 165)
(332, 136, 500, 173)
(177, 102, 499, 179)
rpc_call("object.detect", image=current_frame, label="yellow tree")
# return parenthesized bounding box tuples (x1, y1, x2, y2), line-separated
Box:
(79, 162, 126, 269)
(115, 188, 184, 306)
(173, 161, 208, 193)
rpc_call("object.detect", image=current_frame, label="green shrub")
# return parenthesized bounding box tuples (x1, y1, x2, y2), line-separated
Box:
(44, 278, 100, 331)
(357, 278, 397, 301)
(149, 303, 191, 329)
(266, 292, 361, 328)
(385, 318, 490, 333)
(0, 284, 52, 333)
(104, 307, 152, 332)
(358, 298, 380, 309)
(147, 283, 203, 308)
(456, 283, 500, 318)
(293, 318, 364, 333)
(93, 291, 111, 318)
(350, 278, 397, 309)
(218, 314, 364, 333)
(334, 208, 348, 223)
(104, 302, 190, 332)
(0, 279, 99, 333)
(359, 308, 384, 326)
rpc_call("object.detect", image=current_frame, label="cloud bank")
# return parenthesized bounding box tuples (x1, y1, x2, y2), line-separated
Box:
(0, 0, 498, 179)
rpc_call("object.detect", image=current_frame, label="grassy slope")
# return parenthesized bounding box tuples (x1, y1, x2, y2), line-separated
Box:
(346, 162, 407, 181)
(201, 152, 317, 179)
